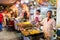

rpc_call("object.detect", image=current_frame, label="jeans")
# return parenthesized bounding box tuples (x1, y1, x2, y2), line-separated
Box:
(0, 23, 2, 30)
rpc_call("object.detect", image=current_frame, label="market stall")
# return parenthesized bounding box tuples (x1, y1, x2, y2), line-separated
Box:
(0, 0, 57, 40)
(17, 21, 45, 40)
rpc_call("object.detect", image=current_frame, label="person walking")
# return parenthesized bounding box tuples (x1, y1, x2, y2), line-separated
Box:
(0, 12, 3, 31)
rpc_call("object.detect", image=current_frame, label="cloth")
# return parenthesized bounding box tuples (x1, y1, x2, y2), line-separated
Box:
(14, 17, 20, 30)
(41, 17, 56, 37)
(33, 15, 42, 22)
(10, 5, 18, 17)
(9, 20, 14, 26)
(2, 13, 6, 27)
(6, 13, 11, 19)
(0, 13, 3, 23)
(0, 23, 2, 30)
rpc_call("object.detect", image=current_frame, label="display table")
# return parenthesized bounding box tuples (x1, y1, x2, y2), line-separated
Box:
(17, 22, 45, 40)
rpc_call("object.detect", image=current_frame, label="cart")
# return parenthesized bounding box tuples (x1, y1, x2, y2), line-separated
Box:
(17, 22, 45, 40)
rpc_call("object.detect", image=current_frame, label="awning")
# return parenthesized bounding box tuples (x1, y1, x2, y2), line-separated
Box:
(0, 0, 17, 5)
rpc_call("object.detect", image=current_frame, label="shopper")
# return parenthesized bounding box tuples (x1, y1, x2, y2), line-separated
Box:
(31, 10, 42, 24)
(40, 10, 56, 40)
(0, 12, 3, 31)
(2, 10, 7, 27)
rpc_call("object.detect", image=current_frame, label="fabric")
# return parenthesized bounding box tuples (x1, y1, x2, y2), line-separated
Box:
(0, 13, 3, 23)
(30, 15, 42, 22)
(34, 15, 42, 22)
(9, 20, 14, 26)
(35, 17, 39, 22)
(10, 5, 18, 17)
(0, 23, 2, 30)
(6, 13, 11, 19)
(14, 17, 20, 30)
(2, 13, 6, 27)
(41, 17, 56, 37)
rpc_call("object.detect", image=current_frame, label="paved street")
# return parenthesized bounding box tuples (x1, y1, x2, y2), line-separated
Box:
(0, 28, 19, 40)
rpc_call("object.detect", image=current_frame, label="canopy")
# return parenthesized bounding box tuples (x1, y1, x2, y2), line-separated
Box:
(0, 0, 17, 5)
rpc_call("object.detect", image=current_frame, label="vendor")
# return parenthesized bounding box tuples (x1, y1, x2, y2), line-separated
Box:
(21, 10, 30, 22)
(14, 10, 30, 30)
(40, 10, 56, 40)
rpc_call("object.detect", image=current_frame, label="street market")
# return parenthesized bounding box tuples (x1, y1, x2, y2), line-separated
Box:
(0, 0, 59, 40)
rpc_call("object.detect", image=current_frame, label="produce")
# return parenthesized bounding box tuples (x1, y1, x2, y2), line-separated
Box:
(21, 22, 30, 25)
(22, 30, 29, 36)
(30, 30, 40, 35)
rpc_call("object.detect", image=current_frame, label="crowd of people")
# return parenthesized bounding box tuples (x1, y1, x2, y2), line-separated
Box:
(0, 9, 56, 40)
(0, 0, 56, 40)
